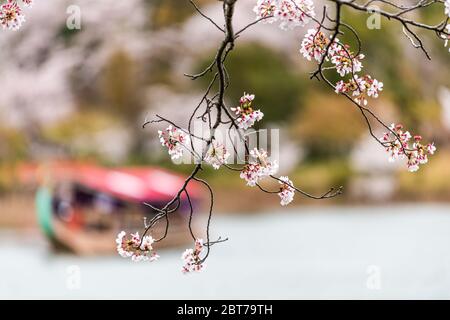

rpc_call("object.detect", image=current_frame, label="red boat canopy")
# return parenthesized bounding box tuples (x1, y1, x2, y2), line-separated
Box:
(77, 166, 202, 203)
(19, 161, 202, 203)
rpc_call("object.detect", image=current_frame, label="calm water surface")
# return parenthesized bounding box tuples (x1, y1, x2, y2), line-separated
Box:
(1, 204, 450, 299)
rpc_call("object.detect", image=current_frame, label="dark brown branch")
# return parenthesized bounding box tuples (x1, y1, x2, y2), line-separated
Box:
(189, 0, 225, 33)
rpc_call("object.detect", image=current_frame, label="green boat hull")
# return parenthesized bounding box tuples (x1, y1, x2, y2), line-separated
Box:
(35, 187, 54, 238)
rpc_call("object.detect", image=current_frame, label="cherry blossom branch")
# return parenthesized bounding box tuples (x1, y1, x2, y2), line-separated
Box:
(189, 0, 225, 33)
(235, 15, 274, 36)
(118, 0, 240, 272)
(116, 0, 443, 270)
(3, 0, 442, 273)
(333, 0, 450, 58)
(289, 0, 439, 171)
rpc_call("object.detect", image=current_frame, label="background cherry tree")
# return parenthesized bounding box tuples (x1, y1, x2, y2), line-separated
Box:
(3, 0, 448, 273)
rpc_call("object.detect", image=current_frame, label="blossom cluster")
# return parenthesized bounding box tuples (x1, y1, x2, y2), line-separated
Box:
(231, 93, 264, 130)
(181, 238, 206, 274)
(205, 140, 230, 170)
(158, 125, 190, 160)
(330, 44, 364, 77)
(443, 24, 450, 52)
(300, 28, 383, 106)
(381, 123, 436, 172)
(238, 147, 296, 206)
(278, 176, 295, 206)
(253, 0, 315, 30)
(116, 231, 159, 262)
(441, 1, 450, 51)
(117, 231, 207, 273)
(299, 28, 330, 62)
(335, 74, 383, 106)
(240, 148, 279, 186)
(207, 93, 295, 205)
(0, 0, 33, 31)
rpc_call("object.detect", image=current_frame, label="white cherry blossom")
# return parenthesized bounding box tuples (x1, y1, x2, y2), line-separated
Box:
(205, 140, 230, 170)
(116, 231, 159, 262)
(158, 125, 190, 160)
(181, 239, 206, 274)
(278, 176, 295, 206)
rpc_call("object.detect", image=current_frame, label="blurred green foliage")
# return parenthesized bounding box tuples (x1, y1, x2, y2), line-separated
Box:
(0, 127, 28, 162)
(399, 150, 450, 199)
(291, 158, 352, 196)
(100, 50, 144, 123)
(0, 128, 28, 193)
(149, 0, 211, 29)
(56, 23, 80, 45)
(196, 43, 306, 123)
(291, 94, 366, 159)
(42, 110, 119, 161)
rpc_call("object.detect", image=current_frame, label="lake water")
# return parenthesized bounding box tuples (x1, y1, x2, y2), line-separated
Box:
(1, 204, 450, 299)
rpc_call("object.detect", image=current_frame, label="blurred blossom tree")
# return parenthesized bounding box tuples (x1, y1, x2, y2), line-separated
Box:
(42, 111, 132, 164)
(0, 0, 152, 164)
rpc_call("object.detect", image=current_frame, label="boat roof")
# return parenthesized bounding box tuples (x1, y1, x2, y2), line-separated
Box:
(19, 161, 202, 203)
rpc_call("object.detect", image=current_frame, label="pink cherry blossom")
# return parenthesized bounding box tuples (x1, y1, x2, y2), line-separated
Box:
(330, 43, 364, 76)
(299, 28, 330, 62)
(253, 0, 278, 23)
(205, 140, 230, 170)
(443, 24, 450, 52)
(240, 163, 262, 187)
(278, 176, 295, 206)
(381, 123, 436, 172)
(427, 143, 436, 155)
(299, 29, 384, 105)
(366, 78, 383, 98)
(250, 148, 278, 176)
(158, 125, 190, 160)
(299, 31, 365, 76)
(22, 0, 33, 8)
(276, 0, 315, 30)
(116, 231, 159, 262)
(240, 148, 278, 186)
(0, 1, 25, 30)
(240, 93, 255, 104)
(231, 93, 264, 130)
(254, 0, 315, 30)
(181, 239, 206, 274)
(335, 74, 383, 106)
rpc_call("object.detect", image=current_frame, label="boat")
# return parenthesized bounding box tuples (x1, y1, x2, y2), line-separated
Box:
(33, 162, 202, 255)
